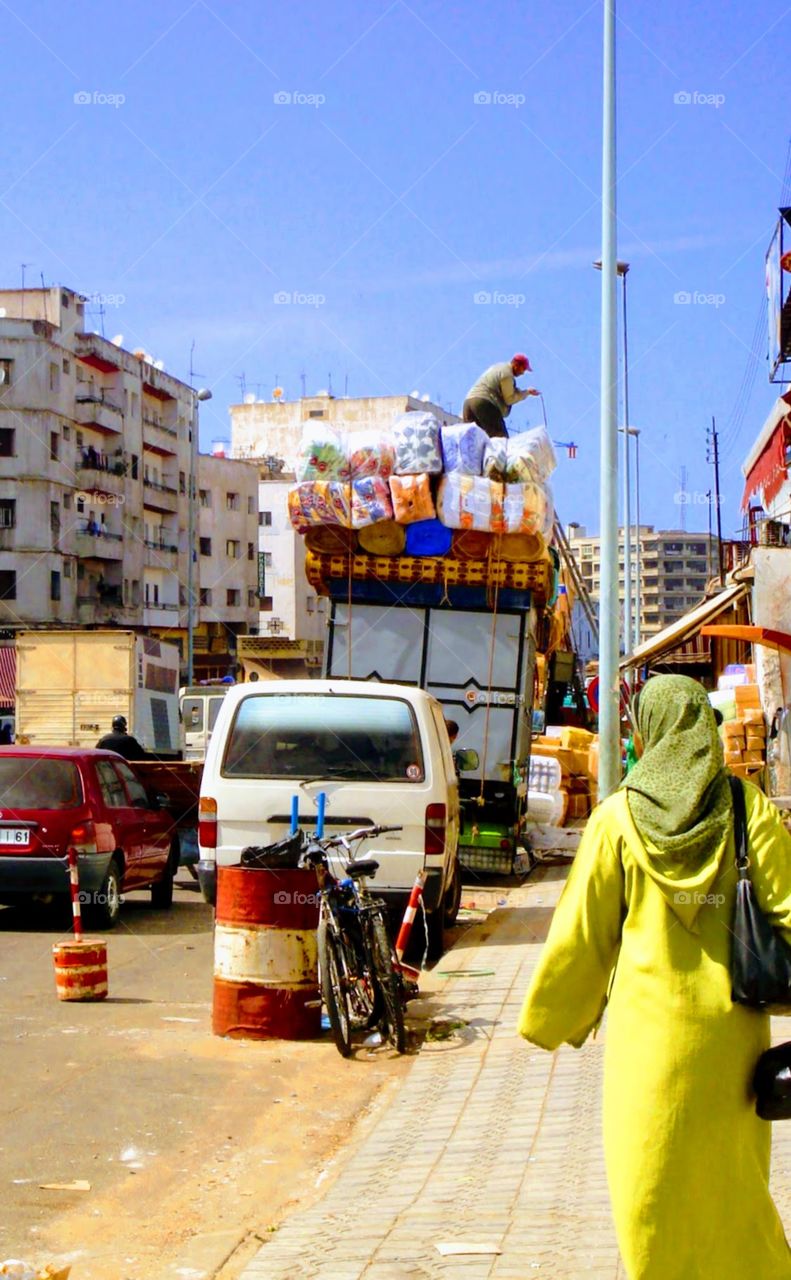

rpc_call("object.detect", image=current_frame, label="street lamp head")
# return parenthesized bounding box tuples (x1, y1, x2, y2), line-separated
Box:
(592, 259, 630, 276)
(196, 387, 213, 402)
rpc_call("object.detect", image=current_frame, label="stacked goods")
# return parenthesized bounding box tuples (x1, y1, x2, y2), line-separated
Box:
(712, 665, 766, 781)
(288, 414, 557, 606)
(529, 726, 597, 824)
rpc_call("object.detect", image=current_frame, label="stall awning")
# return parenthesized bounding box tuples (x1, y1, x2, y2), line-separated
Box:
(620, 583, 749, 671)
(0, 645, 15, 705)
(741, 391, 791, 511)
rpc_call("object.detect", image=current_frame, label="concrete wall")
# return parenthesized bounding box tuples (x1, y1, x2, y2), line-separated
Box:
(751, 547, 791, 795)
(197, 454, 259, 631)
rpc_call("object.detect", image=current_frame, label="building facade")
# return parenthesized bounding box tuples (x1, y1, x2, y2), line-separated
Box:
(195, 453, 260, 678)
(566, 524, 720, 642)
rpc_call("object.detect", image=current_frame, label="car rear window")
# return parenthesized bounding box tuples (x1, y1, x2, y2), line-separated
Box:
(222, 693, 425, 783)
(0, 758, 83, 810)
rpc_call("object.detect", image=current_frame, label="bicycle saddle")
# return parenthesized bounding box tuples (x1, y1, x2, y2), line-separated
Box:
(345, 858, 379, 880)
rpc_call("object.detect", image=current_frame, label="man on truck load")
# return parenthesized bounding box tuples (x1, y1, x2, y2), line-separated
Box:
(462, 353, 540, 438)
(96, 715, 147, 760)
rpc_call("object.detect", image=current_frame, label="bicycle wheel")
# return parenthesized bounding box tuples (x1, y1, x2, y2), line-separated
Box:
(370, 913, 406, 1053)
(318, 918, 352, 1057)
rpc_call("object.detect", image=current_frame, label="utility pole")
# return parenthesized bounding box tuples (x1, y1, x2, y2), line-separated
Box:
(707, 417, 724, 584)
(707, 488, 713, 580)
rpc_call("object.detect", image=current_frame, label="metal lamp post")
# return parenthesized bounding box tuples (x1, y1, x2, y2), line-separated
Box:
(630, 426, 642, 649)
(186, 388, 213, 685)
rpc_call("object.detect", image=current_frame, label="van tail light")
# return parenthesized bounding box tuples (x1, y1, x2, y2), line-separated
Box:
(70, 820, 98, 855)
(425, 803, 446, 858)
(199, 796, 217, 849)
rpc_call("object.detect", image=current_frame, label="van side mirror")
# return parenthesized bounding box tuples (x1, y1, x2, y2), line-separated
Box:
(454, 748, 480, 772)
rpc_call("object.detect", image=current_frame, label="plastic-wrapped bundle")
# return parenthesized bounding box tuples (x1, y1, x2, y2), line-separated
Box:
(304, 526, 358, 554)
(389, 473, 436, 524)
(440, 423, 488, 476)
(404, 519, 453, 557)
(296, 426, 350, 481)
(391, 412, 443, 475)
(358, 521, 405, 555)
(350, 476, 394, 529)
(503, 480, 549, 536)
(436, 475, 505, 532)
(346, 430, 396, 480)
(482, 438, 508, 481)
(505, 426, 557, 482)
(288, 481, 352, 529)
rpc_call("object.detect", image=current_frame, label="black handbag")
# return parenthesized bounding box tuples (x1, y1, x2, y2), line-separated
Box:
(729, 776, 791, 1120)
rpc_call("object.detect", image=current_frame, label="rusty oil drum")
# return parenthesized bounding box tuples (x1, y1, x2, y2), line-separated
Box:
(212, 866, 321, 1040)
(52, 939, 108, 1001)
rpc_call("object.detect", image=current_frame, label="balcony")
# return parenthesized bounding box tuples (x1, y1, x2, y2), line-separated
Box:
(74, 395, 124, 436)
(75, 334, 122, 375)
(76, 587, 127, 624)
(75, 530, 123, 561)
(143, 478, 180, 513)
(143, 601, 182, 627)
(143, 540, 179, 568)
(143, 415, 179, 456)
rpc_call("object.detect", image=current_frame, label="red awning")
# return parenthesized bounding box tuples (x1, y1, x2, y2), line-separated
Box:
(0, 646, 15, 706)
(742, 415, 790, 510)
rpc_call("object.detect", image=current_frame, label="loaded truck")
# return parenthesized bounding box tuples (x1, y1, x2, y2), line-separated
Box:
(15, 630, 182, 756)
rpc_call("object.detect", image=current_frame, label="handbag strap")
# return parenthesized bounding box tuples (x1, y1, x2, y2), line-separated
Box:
(729, 774, 750, 877)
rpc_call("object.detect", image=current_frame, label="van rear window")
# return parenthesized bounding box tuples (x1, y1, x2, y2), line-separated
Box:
(0, 758, 82, 809)
(222, 694, 425, 782)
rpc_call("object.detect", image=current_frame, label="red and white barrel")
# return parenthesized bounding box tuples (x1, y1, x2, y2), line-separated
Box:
(52, 939, 108, 1001)
(212, 866, 321, 1040)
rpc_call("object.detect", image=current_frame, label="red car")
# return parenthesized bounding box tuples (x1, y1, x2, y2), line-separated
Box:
(0, 747, 178, 928)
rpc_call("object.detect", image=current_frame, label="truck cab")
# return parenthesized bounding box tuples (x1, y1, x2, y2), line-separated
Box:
(179, 686, 230, 762)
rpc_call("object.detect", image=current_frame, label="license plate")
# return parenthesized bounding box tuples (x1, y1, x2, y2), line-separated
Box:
(0, 828, 30, 846)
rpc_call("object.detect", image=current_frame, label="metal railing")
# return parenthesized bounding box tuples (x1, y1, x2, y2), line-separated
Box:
(143, 539, 178, 552)
(143, 477, 178, 494)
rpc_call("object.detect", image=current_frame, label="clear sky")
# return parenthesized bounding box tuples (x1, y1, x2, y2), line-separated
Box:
(1, 0, 787, 536)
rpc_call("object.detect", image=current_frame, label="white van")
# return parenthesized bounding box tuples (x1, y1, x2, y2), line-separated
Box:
(179, 685, 230, 762)
(197, 679, 463, 952)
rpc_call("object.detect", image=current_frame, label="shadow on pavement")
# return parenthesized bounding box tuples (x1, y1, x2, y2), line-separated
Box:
(0, 895, 213, 936)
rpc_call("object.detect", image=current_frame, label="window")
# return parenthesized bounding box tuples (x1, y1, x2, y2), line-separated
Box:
(0, 499, 15, 529)
(50, 570, 61, 601)
(248, 589, 256, 607)
(64, 561, 72, 579)
(200, 587, 212, 606)
(247, 495, 255, 515)
(226, 492, 240, 511)
(179, 471, 186, 495)
(131, 579, 141, 606)
(259, 511, 272, 527)
(0, 757, 81, 808)
(0, 570, 16, 600)
(308, 409, 325, 418)
(226, 588, 241, 606)
(130, 454, 139, 480)
(50, 501, 60, 531)
(263, 551, 273, 567)
(76, 494, 85, 514)
(306, 596, 315, 613)
(199, 489, 212, 508)
(0, 359, 13, 388)
(62, 358, 70, 374)
(200, 537, 212, 556)
(95, 760, 128, 808)
(50, 432, 59, 461)
(261, 596, 273, 611)
(247, 542, 254, 561)
(62, 424, 70, 441)
(226, 539, 240, 558)
(114, 760, 150, 807)
(0, 428, 15, 457)
(49, 362, 60, 392)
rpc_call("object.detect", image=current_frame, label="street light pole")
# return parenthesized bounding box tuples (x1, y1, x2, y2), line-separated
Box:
(631, 427, 642, 649)
(598, 0, 620, 800)
(187, 387, 212, 685)
(619, 264, 632, 669)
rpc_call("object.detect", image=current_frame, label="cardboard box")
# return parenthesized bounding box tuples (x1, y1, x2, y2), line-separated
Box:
(745, 734, 766, 752)
(743, 749, 764, 764)
(735, 684, 761, 709)
(742, 707, 765, 726)
(723, 721, 746, 740)
(560, 727, 595, 751)
(724, 745, 744, 762)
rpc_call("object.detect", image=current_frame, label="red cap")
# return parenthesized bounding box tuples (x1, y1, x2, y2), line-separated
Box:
(512, 352, 531, 373)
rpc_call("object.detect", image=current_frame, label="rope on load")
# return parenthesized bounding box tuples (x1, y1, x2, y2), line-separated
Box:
(478, 534, 502, 803)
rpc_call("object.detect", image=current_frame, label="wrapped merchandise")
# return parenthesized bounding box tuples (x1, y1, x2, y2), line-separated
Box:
(296, 426, 350, 481)
(288, 481, 352, 529)
(346, 430, 396, 480)
(389, 474, 436, 524)
(350, 476, 393, 528)
(436, 475, 505, 532)
(451, 528, 492, 560)
(505, 426, 557, 482)
(482, 438, 508, 481)
(440, 423, 488, 476)
(391, 412, 443, 475)
(304, 526, 358, 555)
(404, 519, 453, 557)
(503, 480, 549, 536)
(499, 531, 546, 562)
(358, 521, 406, 556)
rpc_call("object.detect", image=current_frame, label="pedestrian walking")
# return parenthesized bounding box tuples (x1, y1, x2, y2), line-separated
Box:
(97, 715, 148, 760)
(518, 674, 791, 1279)
(462, 354, 540, 438)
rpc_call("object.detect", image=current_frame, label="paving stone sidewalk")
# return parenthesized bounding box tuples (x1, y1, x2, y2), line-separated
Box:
(242, 863, 791, 1280)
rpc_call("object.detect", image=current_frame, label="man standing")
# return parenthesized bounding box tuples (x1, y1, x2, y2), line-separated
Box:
(96, 715, 148, 760)
(462, 353, 540, 438)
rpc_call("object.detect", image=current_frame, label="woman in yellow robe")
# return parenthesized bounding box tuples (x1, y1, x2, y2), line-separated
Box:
(518, 674, 791, 1279)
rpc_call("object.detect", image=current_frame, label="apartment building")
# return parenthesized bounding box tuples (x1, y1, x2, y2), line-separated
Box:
(195, 453, 259, 678)
(0, 285, 257, 674)
(230, 392, 457, 674)
(566, 524, 719, 641)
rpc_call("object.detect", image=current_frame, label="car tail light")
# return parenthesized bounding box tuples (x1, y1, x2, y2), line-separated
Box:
(199, 796, 217, 849)
(70, 820, 98, 855)
(425, 803, 446, 858)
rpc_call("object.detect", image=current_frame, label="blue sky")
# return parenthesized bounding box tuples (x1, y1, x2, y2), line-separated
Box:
(1, 0, 787, 535)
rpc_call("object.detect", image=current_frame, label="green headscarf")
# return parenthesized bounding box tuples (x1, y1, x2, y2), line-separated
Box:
(621, 674, 732, 866)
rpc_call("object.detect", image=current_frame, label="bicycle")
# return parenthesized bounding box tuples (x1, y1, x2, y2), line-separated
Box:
(301, 823, 407, 1058)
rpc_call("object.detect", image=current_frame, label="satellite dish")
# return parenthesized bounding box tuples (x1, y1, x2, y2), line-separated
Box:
(317, 389, 329, 397)
(410, 389, 420, 398)
(132, 348, 145, 359)
(244, 393, 256, 404)
(144, 353, 154, 364)
(0, 367, 6, 386)
(421, 394, 431, 402)
(154, 359, 165, 371)
(111, 334, 124, 346)
(272, 387, 284, 400)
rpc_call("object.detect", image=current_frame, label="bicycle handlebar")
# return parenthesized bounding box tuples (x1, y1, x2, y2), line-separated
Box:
(321, 823, 402, 847)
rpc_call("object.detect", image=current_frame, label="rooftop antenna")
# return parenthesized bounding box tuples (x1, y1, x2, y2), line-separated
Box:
(344, 373, 349, 398)
(679, 465, 688, 531)
(40, 273, 48, 324)
(328, 373, 333, 396)
(20, 263, 33, 318)
(300, 371, 307, 397)
(236, 372, 247, 400)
